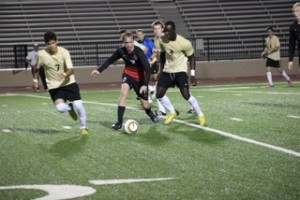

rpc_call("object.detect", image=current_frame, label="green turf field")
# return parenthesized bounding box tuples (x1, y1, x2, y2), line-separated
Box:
(0, 82, 299, 200)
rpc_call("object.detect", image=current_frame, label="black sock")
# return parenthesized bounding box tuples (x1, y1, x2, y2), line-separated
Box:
(145, 107, 155, 119)
(117, 106, 125, 124)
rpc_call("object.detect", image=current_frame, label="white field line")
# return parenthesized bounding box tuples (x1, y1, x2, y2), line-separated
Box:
(288, 115, 300, 119)
(89, 177, 176, 185)
(4, 93, 300, 158)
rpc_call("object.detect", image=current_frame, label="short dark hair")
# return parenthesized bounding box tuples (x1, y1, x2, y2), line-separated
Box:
(119, 29, 127, 34)
(266, 26, 274, 31)
(44, 31, 57, 44)
(122, 32, 134, 41)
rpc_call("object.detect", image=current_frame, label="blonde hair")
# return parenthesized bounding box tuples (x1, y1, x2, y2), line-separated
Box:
(292, 2, 300, 10)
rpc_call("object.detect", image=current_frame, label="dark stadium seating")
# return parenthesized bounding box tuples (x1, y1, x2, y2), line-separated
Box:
(0, 0, 296, 65)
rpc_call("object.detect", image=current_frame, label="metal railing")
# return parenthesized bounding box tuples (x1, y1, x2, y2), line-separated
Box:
(0, 35, 292, 69)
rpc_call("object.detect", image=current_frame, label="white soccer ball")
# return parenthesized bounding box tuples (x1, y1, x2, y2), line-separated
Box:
(123, 119, 139, 134)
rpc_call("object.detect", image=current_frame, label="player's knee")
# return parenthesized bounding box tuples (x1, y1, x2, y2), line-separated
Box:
(182, 93, 190, 101)
(56, 103, 67, 113)
(156, 92, 164, 99)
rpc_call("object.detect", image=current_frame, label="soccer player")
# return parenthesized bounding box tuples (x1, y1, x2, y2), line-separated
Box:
(33, 31, 88, 135)
(119, 30, 147, 53)
(26, 43, 47, 92)
(156, 21, 206, 126)
(151, 20, 195, 115)
(136, 28, 166, 116)
(288, 2, 300, 72)
(261, 26, 292, 87)
(91, 32, 158, 130)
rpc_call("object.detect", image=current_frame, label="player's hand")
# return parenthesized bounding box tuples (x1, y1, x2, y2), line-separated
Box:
(288, 61, 293, 70)
(91, 69, 100, 76)
(190, 76, 197, 86)
(139, 85, 148, 95)
(58, 73, 66, 81)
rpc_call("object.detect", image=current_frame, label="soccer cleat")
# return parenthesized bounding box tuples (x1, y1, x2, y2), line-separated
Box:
(80, 128, 89, 135)
(288, 80, 293, 87)
(266, 84, 274, 88)
(155, 110, 166, 116)
(187, 108, 196, 114)
(164, 109, 179, 125)
(198, 115, 207, 126)
(68, 103, 78, 121)
(112, 122, 122, 130)
(149, 111, 159, 123)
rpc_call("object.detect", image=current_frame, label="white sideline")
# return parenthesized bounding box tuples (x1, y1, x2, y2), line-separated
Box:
(4, 93, 300, 158)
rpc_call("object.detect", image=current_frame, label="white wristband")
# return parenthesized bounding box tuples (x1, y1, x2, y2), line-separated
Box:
(190, 69, 195, 76)
(33, 79, 38, 83)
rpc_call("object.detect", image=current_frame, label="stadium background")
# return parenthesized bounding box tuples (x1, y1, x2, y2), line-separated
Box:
(0, 0, 299, 88)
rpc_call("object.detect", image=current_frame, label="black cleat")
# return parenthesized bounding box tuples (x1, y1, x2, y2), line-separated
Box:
(186, 108, 196, 114)
(112, 122, 122, 130)
(155, 110, 166, 116)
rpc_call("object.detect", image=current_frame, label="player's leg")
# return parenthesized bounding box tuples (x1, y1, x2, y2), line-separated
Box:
(156, 72, 178, 124)
(64, 83, 88, 135)
(112, 82, 130, 130)
(277, 67, 293, 86)
(266, 58, 274, 87)
(132, 81, 158, 123)
(176, 72, 206, 126)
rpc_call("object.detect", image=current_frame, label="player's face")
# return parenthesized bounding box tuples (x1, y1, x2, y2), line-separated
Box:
(136, 32, 145, 41)
(293, 6, 300, 21)
(153, 25, 163, 37)
(46, 40, 58, 54)
(123, 36, 134, 53)
(267, 29, 273, 37)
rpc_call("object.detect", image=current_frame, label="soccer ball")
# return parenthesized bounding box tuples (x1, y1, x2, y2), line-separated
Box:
(123, 119, 139, 134)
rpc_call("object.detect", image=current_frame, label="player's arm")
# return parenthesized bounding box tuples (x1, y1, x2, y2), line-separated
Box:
(58, 50, 75, 81)
(140, 50, 151, 86)
(159, 52, 166, 72)
(91, 49, 121, 76)
(187, 54, 197, 86)
(288, 26, 296, 70)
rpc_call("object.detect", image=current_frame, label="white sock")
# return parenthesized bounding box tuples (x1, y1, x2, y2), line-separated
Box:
(281, 70, 290, 81)
(148, 85, 156, 93)
(73, 100, 87, 129)
(266, 72, 273, 85)
(158, 95, 175, 114)
(56, 103, 70, 113)
(188, 96, 204, 116)
(156, 99, 166, 113)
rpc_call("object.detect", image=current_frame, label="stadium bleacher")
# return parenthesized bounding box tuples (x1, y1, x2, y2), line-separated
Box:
(0, 0, 296, 66)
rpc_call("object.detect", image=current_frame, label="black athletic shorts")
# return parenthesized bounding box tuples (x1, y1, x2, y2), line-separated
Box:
(122, 74, 148, 101)
(157, 71, 189, 89)
(151, 62, 159, 74)
(49, 82, 81, 102)
(266, 57, 280, 68)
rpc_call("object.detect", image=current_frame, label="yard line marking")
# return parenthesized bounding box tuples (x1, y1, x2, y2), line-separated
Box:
(288, 115, 300, 119)
(204, 86, 254, 91)
(8, 93, 300, 158)
(230, 117, 243, 122)
(172, 119, 300, 158)
(89, 177, 176, 185)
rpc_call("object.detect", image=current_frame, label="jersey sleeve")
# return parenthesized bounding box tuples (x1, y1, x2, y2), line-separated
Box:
(63, 49, 74, 69)
(136, 48, 151, 85)
(97, 48, 122, 73)
(182, 38, 194, 57)
(35, 52, 42, 69)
